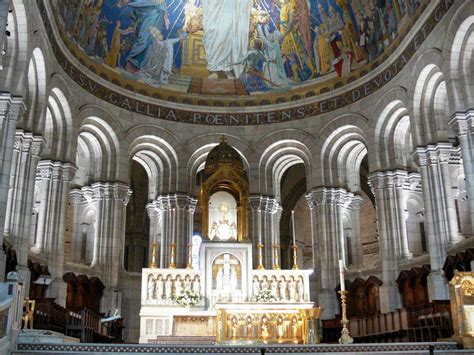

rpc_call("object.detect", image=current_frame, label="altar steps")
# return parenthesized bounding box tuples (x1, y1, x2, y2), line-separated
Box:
(13, 342, 467, 354)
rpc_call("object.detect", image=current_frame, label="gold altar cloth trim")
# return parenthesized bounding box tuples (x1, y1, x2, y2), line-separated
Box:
(214, 302, 319, 344)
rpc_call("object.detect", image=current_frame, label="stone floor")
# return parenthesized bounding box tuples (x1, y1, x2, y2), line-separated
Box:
(12, 342, 473, 354)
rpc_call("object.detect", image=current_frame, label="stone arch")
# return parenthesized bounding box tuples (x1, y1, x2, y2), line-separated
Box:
(126, 125, 180, 198)
(408, 50, 451, 146)
(42, 85, 75, 162)
(256, 130, 313, 200)
(75, 106, 125, 184)
(22, 46, 47, 133)
(442, 2, 474, 111)
(315, 114, 369, 189)
(371, 97, 414, 171)
(0, 0, 30, 96)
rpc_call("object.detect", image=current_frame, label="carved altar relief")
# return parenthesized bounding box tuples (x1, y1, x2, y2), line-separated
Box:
(213, 253, 241, 302)
(142, 269, 202, 306)
(251, 270, 312, 302)
(201, 242, 252, 308)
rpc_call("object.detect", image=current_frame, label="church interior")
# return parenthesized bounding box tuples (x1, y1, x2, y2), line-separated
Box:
(1, 0, 474, 354)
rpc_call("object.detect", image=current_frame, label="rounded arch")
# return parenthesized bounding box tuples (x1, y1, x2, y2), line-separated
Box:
(75, 106, 124, 184)
(408, 50, 451, 146)
(256, 130, 313, 200)
(0, 0, 30, 96)
(22, 46, 47, 133)
(126, 125, 180, 198)
(42, 86, 75, 162)
(315, 114, 369, 189)
(443, 2, 474, 111)
(371, 98, 414, 171)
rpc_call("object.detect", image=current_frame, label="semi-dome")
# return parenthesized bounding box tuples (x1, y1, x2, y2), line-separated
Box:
(204, 137, 245, 176)
(46, 0, 433, 125)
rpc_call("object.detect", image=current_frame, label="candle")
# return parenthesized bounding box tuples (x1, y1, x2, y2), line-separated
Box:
(339, 259, 345, 292)
(258, 209, 262, 244)
(172, 208, 176, 244)
(291, 210, 296, 246)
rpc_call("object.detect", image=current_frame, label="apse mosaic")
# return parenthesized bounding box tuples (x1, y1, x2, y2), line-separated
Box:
(54, 0, 426, 96)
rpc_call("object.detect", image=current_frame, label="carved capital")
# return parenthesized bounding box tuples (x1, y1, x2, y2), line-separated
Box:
(69, 190, 84, 206)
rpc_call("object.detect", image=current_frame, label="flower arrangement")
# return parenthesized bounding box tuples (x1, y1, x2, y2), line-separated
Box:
(175, 288, 201, 307)
(254, 289, 278, 303)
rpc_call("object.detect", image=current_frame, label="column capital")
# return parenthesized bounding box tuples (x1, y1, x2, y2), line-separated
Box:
(411, 143, 455, 167)
(248, 195, 280, 213)
(36, 160, 77, 182)
(154, 193, 197, 211)
(368, 170, 422, 193)
(449, 109, 474, 137)
(349, 195, 364, 210)
(13, 130, 44, 157)
(0, 94, 25, 120)
(69, 189, 84, 206)
(146, 203, 162, 219)
(82, 182, 132, 205)
(305, 187, 354, 209)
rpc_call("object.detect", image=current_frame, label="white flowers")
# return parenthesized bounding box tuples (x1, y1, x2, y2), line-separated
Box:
(175, 288, 201, 307)
(253, 289, 278, 303)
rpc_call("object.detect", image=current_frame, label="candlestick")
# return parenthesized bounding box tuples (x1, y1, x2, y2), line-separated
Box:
(186, 243, 193, 269)
(338, 290, 353, 344)
(339, 259, 345, 292)
(273, 244, 280, 270)
(291, 210, 296, 246)
(149, 241, 158, 268)
(169, 242, 176, 269)
(291, 244, 299, 270)
(257, 242, 264, 270)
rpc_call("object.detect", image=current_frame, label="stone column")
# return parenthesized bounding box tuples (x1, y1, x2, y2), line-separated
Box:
(349, 196, 364, 268)
(78, 182, 132, 313)
(271, 204, 282, 267)
(146, 203, 162, 266)
(0, 96, 23, 278)
(4, 130, 43, 290)
(69, 189, 83, 263)
(450, 111, 474, 232)
(248, 195, 280, 269)
(0, 1, 8, 70)
(149, 193, 197, 268)
(368, 171, 403, 313)
(305, 188, 354, 319)
(413, 144, 460, 300)
(32, 160, 76, 306)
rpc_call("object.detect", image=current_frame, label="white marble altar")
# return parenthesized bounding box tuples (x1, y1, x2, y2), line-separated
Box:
(139, 241, 313, 343)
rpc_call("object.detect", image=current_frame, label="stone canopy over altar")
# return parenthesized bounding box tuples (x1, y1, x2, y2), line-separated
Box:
(139, 138, 317, 344)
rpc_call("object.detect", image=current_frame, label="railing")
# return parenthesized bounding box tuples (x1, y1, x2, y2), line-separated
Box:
(32, 298, 121, 343)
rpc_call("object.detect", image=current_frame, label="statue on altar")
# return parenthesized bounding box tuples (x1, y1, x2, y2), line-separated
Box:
(208, 192, 238, 241)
